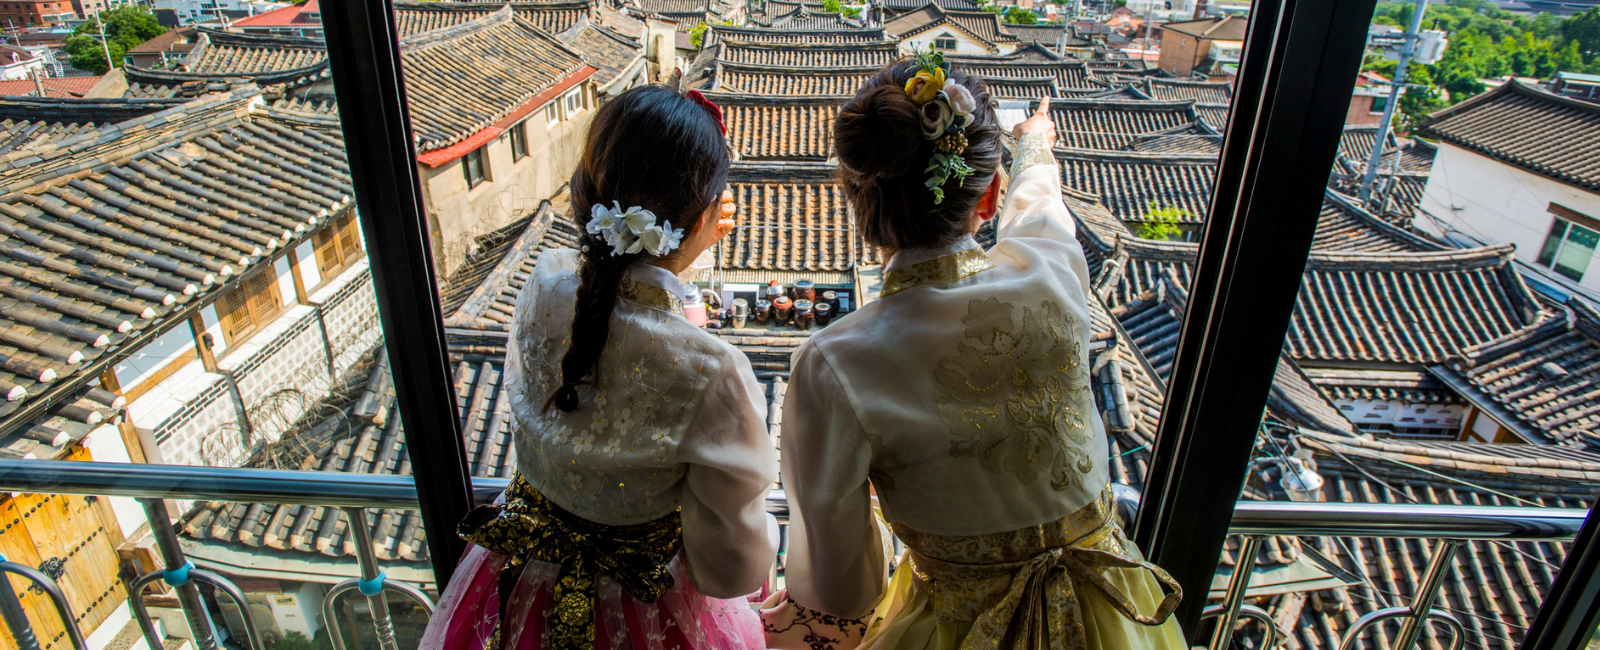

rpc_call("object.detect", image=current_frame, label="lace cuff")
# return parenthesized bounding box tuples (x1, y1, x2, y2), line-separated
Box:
(1009, 131, 1056, 178)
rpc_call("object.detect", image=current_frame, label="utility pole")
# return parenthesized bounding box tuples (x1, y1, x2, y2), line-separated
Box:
(95, 9, 114, 71)
(1357, 0, 1425, 204)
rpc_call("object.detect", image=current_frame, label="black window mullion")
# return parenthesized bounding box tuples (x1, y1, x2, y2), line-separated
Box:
(1129, 0, 1379, 634)
(1525, 506, 1600, 650)
(318, 0, 475, 584)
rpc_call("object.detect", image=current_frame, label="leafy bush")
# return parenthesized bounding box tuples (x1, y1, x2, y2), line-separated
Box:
(1133, 205, 1190, 241)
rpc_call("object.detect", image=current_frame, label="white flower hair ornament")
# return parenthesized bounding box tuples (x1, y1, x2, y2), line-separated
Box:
(584, 202, 684, 257)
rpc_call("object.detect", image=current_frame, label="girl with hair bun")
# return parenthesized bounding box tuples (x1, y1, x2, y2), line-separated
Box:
(763, 55, 1187, 650)
(421, 84, 777, 650)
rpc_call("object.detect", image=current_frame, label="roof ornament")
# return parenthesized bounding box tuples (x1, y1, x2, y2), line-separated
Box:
(904, 45, 976, 204)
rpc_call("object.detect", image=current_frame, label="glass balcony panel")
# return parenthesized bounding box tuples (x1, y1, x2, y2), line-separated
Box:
(0, 3, 439, 647)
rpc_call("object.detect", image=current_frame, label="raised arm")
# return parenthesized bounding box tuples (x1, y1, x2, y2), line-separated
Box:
(994, 97, 1091, 297)
(778, 342, 884, 619)
(678, 350, 781, 598)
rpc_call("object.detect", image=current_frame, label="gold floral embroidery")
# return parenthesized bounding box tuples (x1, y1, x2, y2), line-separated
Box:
(458, 474, 681, 650)
(620, 278, 685, 317)
(891, 488, 1181, 650)
(935, 298, 1094, 491)
(880, 248, 996, 298)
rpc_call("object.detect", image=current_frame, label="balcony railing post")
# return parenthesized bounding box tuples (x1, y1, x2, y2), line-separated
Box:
(345, 507, 399, 650)
(0, 559, 40, 650)
(1208, 535, 1262, 650)
(140, 497, 221, 650)
(1392, 539, 1464, 650)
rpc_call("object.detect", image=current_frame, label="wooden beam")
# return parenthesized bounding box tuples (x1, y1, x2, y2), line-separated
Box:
(287, 248, 311, 306)
(190, 313, 219, 373)
(99, 369, 147, 464)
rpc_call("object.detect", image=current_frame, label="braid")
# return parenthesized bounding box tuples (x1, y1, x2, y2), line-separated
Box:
(544, 239, 635, 413)
(538, 84, 728, 414)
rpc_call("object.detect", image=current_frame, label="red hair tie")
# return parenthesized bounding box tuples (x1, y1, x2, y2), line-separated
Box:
(685, 89, 726, 136)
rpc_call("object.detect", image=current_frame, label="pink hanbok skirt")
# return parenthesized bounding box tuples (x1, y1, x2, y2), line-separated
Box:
(420, 544, 767, 650)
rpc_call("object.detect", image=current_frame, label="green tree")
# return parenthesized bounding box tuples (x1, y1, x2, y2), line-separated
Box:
(1563, 7, 1600, 62)
(689, 22, 707, 48)
(64, 5, 163, 74)
(1133, 206, 1189, 241)
(268, 631, 334, 650)
(1002, 6, 1037, 24)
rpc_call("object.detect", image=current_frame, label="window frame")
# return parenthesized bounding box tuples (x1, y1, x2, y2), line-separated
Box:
(214, 265, 285, 349)
(508, 120, 528, 161)
(545, 101, 559, 128)
(462, 145, 488, 189)
(1538, 210, 1600, 283)
(311, 0, 1600, 640)
(933, 33, 958, 51)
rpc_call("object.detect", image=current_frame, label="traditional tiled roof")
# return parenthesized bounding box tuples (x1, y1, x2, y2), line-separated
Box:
(711, 93, 843, 161)
(1046, 98, 1200, 149)
(121, 29, 332, 97)
(1194, 103, 1229, 130)
(707, 62, 875, 95)
(704, 23, 890, 44)
(715, 40, 898, 67)
(1312, 191, 1442, 253)
(1139, 78, 1232, 103)
(771, 11, 864, 30)
(392, 1, 592, 38)
(1432, 297, 1600, 447)
(182, 29, 327, 75)
(0, 76, 102, 99)
(978, 75, 1060, 99)
(1418, 80, 1600, 192)
(0, 88, 353, 435)
(399, 7, 589, 153)
(952, 60, 1097, 94)
(721, 162, 880, 272)
(1089, 235, 1543, 368)
(1002, 23, 1067, 47)
(1302, 368, 1460, 405)
(441, 201, 582, 332)
(558, 18, 644, 89)
(0, 96, 188, 154)
(881, 0, 978, 12)
(884, 5, 1016, 52)
(1058, 149, 1215, 224)
(1121, 122, 1222, 154)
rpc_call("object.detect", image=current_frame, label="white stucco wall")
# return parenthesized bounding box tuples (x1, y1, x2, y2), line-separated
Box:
(900, 29, 1005, 55)
(1415, 143, 1600, 299)
(420, 88, 594, 277)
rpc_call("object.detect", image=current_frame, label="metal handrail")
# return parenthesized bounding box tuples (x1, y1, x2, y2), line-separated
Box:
(0, 460, 1587, 650)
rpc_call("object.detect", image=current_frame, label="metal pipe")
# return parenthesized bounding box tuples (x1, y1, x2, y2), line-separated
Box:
(127, 573, 167, 650)
(1393, 540, 1464, 650)
(0, 560, 87, 650)
(341, 507, 399, 650)
(1208, 535, 1262, 650)
(191, 569, 266, 650)
(140, 498, 221, 650)
(0, 563, 40, 650)
(0, 461, 1583, 541)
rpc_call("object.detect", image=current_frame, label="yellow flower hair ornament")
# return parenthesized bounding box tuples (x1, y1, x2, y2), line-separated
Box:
(906, 45, 976, 204)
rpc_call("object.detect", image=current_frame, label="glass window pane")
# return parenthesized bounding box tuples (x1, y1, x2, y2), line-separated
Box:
(0, 8, 433, 648)
(1233, 9, 1600, 647)
(1539, 219, 1570, 267)
(1555, 223, 1598, 282)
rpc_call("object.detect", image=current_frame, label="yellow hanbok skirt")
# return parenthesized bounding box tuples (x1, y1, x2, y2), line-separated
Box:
(860, 489, 1188, 650)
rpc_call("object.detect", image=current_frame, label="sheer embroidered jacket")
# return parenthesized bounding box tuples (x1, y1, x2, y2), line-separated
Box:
(781, 136, 1109, 619)
(505, 249, 780, 598)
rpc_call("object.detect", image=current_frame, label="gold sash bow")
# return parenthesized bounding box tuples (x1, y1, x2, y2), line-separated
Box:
(896, 489, 1181, 650)
(458, 474, 682, 650)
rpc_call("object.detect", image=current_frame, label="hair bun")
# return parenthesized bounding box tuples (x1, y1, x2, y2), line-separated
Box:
(835, 84, 925, 180)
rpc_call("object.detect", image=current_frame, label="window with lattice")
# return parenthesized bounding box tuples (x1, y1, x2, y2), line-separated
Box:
(312, 212, 364, 278)
(217, 267, 284, 347)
